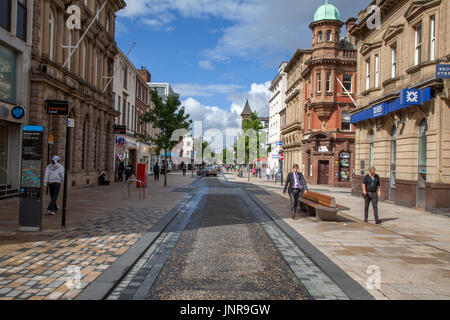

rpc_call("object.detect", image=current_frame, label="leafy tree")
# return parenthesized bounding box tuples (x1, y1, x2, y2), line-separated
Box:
(140, 89, 192, 187)
(236, 110, 268, 180)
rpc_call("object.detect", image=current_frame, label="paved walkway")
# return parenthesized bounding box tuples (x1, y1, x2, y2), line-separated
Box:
(0, 173, 196, 300)
(224, 172, 450, 300)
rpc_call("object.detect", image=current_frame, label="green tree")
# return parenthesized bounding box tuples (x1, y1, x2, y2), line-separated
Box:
(140, 89, 192, 187)
(237, 110, 266, 164)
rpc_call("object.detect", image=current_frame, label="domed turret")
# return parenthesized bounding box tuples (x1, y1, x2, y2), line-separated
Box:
(313, 0, 340, 22)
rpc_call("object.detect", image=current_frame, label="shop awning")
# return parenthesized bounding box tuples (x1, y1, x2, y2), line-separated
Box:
(351, 87, 432, 124)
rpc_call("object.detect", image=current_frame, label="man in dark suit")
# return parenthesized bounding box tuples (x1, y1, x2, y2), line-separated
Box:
(283, 164, 308, 220)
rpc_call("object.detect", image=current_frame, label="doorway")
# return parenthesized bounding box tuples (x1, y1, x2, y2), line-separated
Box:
(318, 160, 329, 185)
(417, 119, 428, 209)
(390, 126, 397, 202)
(0, 124, 8, 190)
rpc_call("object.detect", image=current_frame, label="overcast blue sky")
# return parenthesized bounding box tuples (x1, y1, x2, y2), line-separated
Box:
(116, 0, 368, 135)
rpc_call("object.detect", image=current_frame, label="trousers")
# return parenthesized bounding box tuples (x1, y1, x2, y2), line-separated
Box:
(364, 193, 379, 221)
(48, 183, 60, 213)
(289, 188, 304, 214)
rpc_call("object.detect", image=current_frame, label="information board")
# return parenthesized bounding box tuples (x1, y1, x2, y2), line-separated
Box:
(19, 126, 44, 231)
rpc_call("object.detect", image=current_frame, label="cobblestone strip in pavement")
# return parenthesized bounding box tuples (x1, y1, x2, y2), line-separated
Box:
(106, 190, 204, 300)
(240, 193, 349, 300)
(0, 208, 166, 300)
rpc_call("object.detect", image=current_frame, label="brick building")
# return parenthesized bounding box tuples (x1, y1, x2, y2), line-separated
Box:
(350, 0, 450, 212)
(135, 67, 159, 172)
(281, 0, 358, 187)
(29, 0, 126, 188)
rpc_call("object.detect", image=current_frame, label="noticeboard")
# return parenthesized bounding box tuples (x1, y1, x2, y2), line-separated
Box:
(19, 125, 44, 231)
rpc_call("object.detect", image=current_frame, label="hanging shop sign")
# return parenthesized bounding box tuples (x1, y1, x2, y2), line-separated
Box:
(436, 64, 450, 79)
(46, 100, 69, 116)
(114, 125, 127, 135)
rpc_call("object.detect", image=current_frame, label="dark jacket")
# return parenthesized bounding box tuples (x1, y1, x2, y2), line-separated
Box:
(153, 164, 160, 173)
(284, 172, 308, 194)
(125, 165, 133, 176)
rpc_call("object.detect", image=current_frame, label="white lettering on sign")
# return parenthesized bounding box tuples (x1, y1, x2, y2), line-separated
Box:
(373, 104, 383, 117)
(66, 5, 81, 30)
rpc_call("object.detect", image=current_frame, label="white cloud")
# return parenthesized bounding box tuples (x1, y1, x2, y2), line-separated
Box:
(178, 81, 271, 148)
(182, 98, 242, 148)
(118, 0, 367, 61)
(198, 60, 215, 70)
(229, 81, 272, 117)
(172, 83, 245, 98)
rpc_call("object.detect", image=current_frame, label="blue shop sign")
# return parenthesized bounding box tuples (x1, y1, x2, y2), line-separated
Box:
(23, 125, 44, 132)
(11, 106, 25, 120)
(436, 64, 450, 79)
(400, 88, 421, 105)
(351, 87, 432, 124)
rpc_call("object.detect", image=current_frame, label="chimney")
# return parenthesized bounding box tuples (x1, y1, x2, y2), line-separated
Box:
(137, 67, 151, 82)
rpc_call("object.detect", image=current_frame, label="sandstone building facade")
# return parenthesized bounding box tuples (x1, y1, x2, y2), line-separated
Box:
(350, 0, 450, 212)
(29, 0, 125, 188)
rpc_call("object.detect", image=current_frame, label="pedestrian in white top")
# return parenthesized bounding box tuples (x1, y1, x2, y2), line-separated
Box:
(266, 167, 271, 181)
(44, 155, 65, 215)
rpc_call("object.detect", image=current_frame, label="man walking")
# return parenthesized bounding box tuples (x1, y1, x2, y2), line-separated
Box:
(181, 161, 187, 176)
(125, 162, 133, 181)
(118, 160, 125, 182)
(44, 155, 65, 216)
(362, 166, 382, 224)
(283, 164, 308, 220)
(153, 163, 160, 181)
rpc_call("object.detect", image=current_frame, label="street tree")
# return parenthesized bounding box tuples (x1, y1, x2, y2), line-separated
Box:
(140, 89, 192, 187)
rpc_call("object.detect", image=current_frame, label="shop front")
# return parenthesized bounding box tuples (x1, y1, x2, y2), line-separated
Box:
(115, 135, 138, 177)
(351, 85, 450, 212)
(138, 142, 158, 175)
(0, 44, 28, 198)
(302, 132, 354, 187)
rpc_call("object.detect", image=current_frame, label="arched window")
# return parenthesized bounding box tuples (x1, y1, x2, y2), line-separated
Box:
(94, 119, 100, 170)
(82, 117, 87, 170)
(418, 119, 428, 167)
(49, 10, 55, 60)
(318, 31, 323, 42)
(327, 30, 332, 41)
(369, 130, 375, 167)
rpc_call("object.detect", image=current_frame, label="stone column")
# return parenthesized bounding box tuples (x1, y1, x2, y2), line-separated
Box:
(73, 31, 80, 76)
(88, 41, 93, 84)
(56, 8, 64, 65)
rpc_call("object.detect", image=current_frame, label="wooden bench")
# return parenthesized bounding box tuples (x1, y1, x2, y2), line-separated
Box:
(299, 191, 350, 221)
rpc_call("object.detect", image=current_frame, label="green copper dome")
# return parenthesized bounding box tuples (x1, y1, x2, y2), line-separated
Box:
(313, 0, 340, 22)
